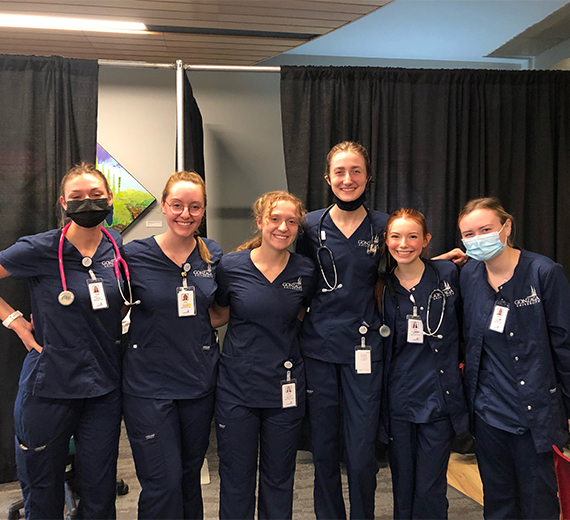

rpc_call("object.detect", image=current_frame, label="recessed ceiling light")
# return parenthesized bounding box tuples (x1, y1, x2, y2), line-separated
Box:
(0, 14, 147, 34)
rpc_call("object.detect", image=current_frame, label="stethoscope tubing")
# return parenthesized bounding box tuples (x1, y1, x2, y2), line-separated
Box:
(58, 222, 138, 306)
(381, 262, 446, 339)
(316, 203, 378, 292)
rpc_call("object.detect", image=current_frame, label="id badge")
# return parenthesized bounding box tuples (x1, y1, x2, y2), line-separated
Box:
(355, 339, 372, 374)
(407, 315, 424, 344)
(281, 379, 297, 408)
(489, 301, 509, 333)
(177, 286, 196, 317)
(87, 278, 108, 310)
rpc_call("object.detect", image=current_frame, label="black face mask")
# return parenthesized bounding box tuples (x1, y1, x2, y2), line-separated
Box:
(65, 198, 110, 228)
(332, 191, 367, 212)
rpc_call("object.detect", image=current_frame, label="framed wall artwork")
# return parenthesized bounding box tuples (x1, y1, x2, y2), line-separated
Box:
(96, 143, 156, 233)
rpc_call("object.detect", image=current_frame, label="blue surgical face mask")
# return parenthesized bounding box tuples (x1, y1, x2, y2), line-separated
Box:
(461, 223, 506, 262)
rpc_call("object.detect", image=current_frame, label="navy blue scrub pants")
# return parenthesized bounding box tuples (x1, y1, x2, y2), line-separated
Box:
(474, 414, 559, 520)
(123, 393, 215, 520)
(304, 357, 382, 520)
(14, 388, 121, 520)
(388, 416, 455, 519)
(215, 399, 305, 520)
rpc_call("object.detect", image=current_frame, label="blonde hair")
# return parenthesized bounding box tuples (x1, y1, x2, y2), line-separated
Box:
(59, 162, 111, 227)
(458, 197, 515, 247)
(325, 141, 371, 179)
(235, 191, 307, 252)
(162, 171, 212, 263)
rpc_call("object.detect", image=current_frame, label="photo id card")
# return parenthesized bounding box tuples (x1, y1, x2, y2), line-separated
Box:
(177, 286, 196, 317)
(281, 379, 297, 408)
(355, 345, 372, 374)
(489, 301, 509, 333)
(407, 316, 424, 344)
(87, 278, 108, 310)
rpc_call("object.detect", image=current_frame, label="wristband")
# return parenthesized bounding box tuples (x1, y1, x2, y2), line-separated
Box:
(2, 310, 23, 329)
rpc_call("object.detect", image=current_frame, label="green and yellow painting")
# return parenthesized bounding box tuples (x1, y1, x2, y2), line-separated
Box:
(96, 143, 155, 233)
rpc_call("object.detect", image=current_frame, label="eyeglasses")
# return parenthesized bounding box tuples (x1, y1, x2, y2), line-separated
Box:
(164, 201, 205, 216)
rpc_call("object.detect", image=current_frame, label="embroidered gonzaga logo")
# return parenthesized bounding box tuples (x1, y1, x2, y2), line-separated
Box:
(432, 280, 455, 299)
(282, 277, 303, 291)
(514, 286, 541, 307)
(193, 265, 213, 278)
(442, 280, 455, 297)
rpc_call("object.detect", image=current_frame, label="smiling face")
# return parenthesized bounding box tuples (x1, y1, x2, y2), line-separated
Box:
(458, 208, 510, 243)
(326, 151, 368, 202)
(257, 200, 300, 251)
(161, 180, 205, 238)
(385, 217, 431, 266)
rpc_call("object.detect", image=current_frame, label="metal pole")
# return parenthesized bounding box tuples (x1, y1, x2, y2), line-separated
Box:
(185, 64, 280, 72)
(98, 60, 175, 69)
(99, 59, 280, 73)
(176, 59, 184, 172)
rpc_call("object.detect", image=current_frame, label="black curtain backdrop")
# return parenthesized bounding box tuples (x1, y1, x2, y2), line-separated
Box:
(280, 66, 570, 270)
(0, 54, 98, 483)
(181, 71, 207, 236)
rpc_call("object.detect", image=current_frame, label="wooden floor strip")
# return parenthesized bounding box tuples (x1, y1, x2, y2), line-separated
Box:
(447, 453, 484, 505)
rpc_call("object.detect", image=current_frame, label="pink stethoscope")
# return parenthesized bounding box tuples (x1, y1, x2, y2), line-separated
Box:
(57, 221, 140, 307)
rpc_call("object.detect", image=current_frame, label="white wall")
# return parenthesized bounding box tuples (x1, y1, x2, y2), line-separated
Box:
(188, 70, 286, 253)
(98, 66, 176, 242)
(98, 66, 285, 253)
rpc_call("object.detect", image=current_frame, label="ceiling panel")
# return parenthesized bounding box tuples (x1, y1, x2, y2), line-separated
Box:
(489, 3, 570, 59)
(0, 0, 392, 65)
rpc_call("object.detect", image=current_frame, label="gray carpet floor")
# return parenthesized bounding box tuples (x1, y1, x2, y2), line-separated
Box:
(0, 424, 483, 519)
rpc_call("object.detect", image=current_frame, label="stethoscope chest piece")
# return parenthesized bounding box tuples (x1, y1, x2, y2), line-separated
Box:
(379, 324, 391, 338)
(58, 290, 75, 306)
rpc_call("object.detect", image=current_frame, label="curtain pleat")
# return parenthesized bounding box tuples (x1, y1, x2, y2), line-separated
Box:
(0, 54, 98, 482)
(280, 66, 570, 268)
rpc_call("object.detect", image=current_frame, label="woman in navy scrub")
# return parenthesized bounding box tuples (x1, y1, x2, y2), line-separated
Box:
(458, 197, 570, 519)
(122, 171, 222, 519)
(295, 141, 389, 520)
(211, 190, 316, 520)
(0, 163, 124, 519)
(378, 208, 468, 519)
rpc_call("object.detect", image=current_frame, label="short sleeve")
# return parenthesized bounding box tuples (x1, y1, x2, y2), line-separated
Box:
(303, 266, 318, 307)
(215, 257, 231, 308)
(0, 235, 42, 278)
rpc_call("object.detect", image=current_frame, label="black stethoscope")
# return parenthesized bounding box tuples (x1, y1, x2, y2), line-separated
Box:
(317, 203, 379, 293)
(379, 261, 446, 339)
(57, 221, 140, 307)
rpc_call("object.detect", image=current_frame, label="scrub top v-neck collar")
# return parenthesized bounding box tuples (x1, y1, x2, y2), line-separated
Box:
(247, 250, 293, 285)
(327, 210, 369, 242)
(151, 236, 198, 269)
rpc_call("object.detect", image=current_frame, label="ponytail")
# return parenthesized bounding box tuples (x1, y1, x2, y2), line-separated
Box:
(234, 236, 262, 252)
(196, 235, 212, 263)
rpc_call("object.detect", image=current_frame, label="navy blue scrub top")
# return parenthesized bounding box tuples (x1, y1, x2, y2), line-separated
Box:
(475, 319, 530, 434)
(296, 208, 389, 364)
(461, 249, 570, 453)
(215, 249, 316, 408)
(122, 236, 222, 400)
(383, 260, 467, 433)
(0, 228, 124, 399)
